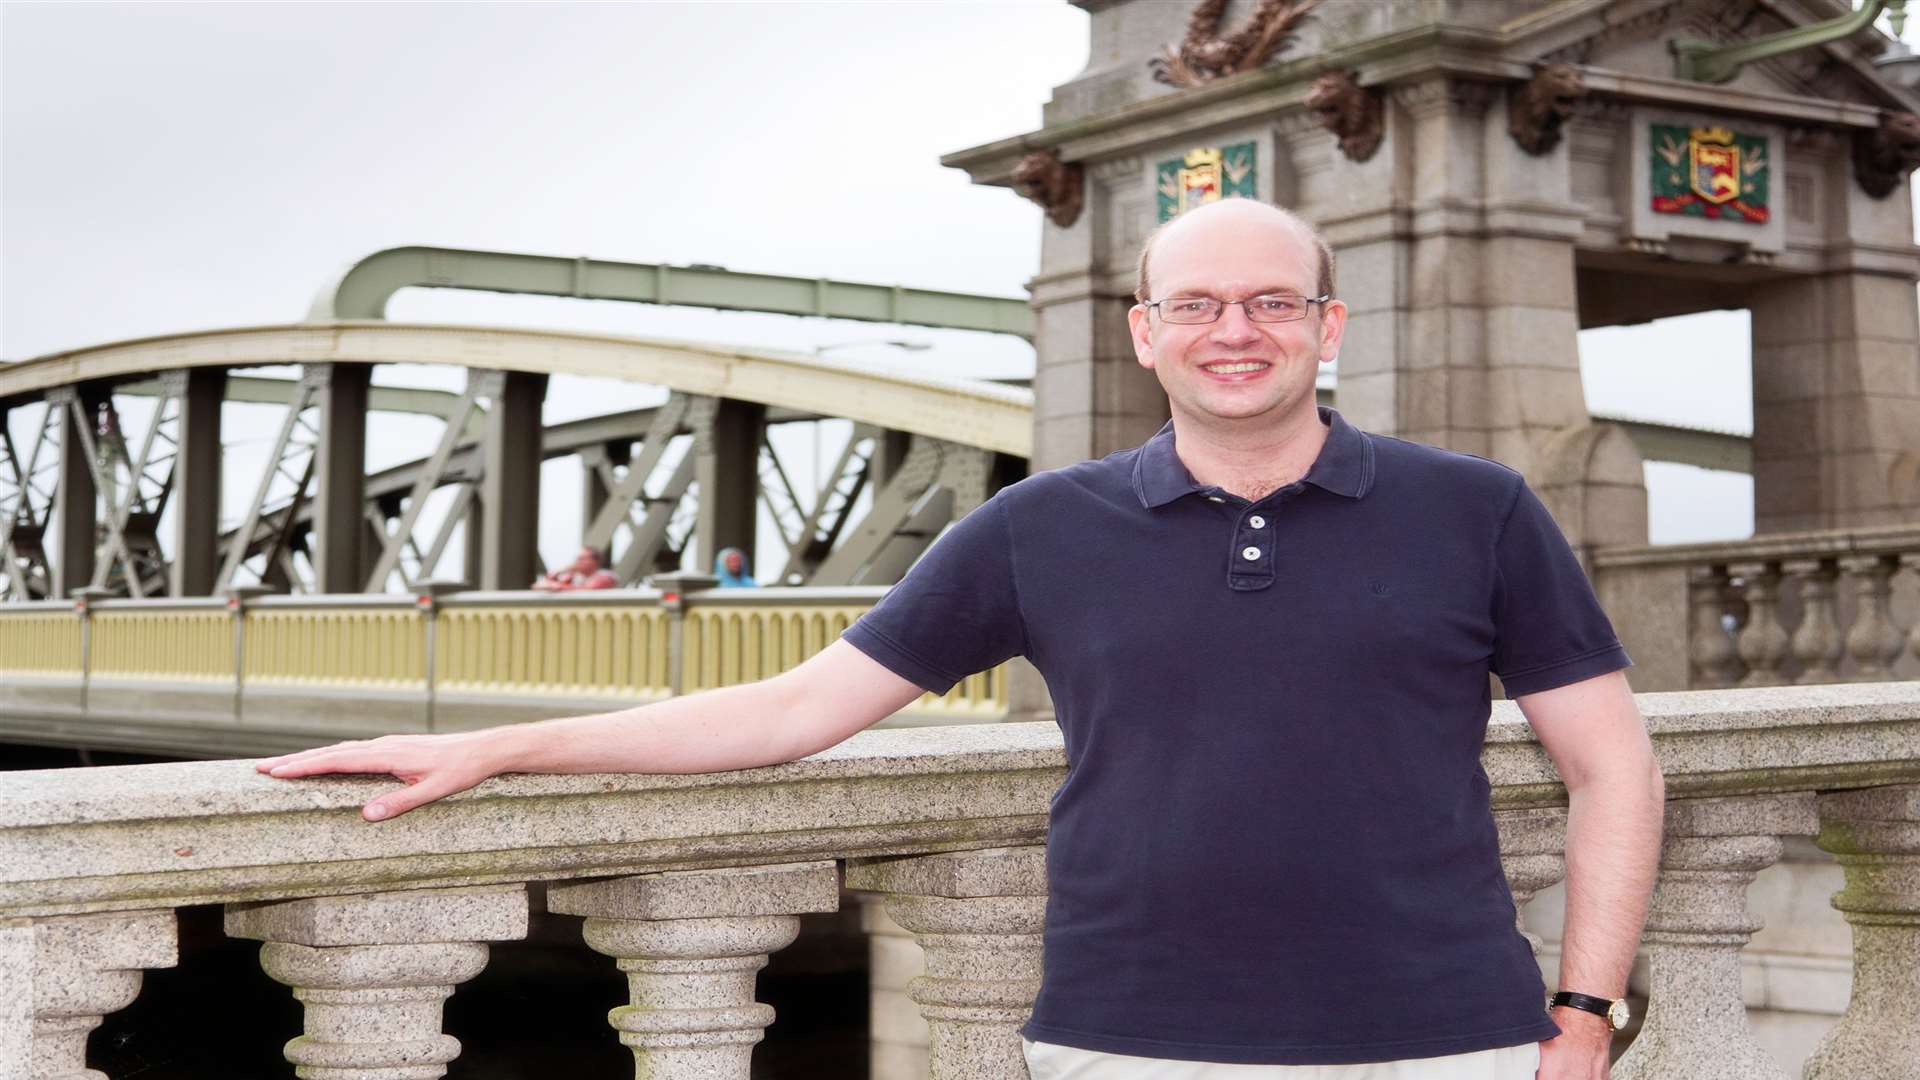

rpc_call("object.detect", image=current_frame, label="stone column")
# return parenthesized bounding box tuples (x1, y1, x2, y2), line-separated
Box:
(1748, 268, 1920, 533)
(2, 919, 29, 1080)
(546, 861, 839, 1080)
(28, 909, 178, 1080)
(1495, 807, 1568, 957)
(857, 895, 931, 1080)
(225, 884, 527, 1079)
(845, 846, 1046, 1080)
(1613, 793, 1816, 1080)
(1803, 784, 1920, 1080)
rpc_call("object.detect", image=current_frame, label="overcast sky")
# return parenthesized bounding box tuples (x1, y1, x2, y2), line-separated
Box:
(3, 2, 1915, 576)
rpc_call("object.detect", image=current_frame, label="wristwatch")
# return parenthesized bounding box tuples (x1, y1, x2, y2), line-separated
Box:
(1549, 990, 1630, 1031)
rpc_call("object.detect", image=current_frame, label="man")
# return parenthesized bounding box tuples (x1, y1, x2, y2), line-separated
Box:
(531, 546, 618, 591)
(260, 199, 1663, 1080)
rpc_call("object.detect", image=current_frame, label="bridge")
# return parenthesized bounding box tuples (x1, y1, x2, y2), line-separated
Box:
(9, 0, 1920, 1075)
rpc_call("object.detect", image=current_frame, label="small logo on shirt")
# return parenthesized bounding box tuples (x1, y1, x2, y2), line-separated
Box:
(1367, 580, 1392, 598)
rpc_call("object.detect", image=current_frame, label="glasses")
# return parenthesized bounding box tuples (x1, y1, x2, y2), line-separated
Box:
(1144, 294, 1330, 325)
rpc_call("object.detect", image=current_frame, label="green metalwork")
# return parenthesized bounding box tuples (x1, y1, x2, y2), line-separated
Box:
(308, 246, 1035, 340)
(1672, 0, 1906, 84)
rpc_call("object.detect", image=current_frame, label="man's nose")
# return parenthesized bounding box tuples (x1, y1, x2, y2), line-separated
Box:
(1207, 302, 1262, 344)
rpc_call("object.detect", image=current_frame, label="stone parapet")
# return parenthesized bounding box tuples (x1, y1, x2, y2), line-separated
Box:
(0, 682, 1916, 1076)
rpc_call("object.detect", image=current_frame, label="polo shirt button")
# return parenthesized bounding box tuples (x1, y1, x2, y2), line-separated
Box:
(1248, 515, 1266, 528)
(1241, 546, 1261, 561)
(1206, 496, 1225, 503)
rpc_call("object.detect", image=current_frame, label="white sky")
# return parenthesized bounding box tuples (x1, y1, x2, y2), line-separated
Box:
(3, 1, 1915, 582)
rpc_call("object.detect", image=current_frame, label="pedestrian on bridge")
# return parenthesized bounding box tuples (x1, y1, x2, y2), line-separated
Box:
(531, 545, 618, 592)
(261, 197, 1664, 1080)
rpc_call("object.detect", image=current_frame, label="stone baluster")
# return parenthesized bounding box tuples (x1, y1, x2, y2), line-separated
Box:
(857, 895, 932, 1080)
(1843, 555, 1908, 680)
(27, 910, 177, 1080)
(1803, 785, 1920, 1080)
(545, 860, 839, 1080)
(1612, 793, 1815, 1080)
(1787, 559, 1844, 684)
(845, 846, 1046, 1080)
(225, 884, 527, 1079)
(1735, 562, 1792, 687)
(1689, 564, 1746, 688)
(1494, 807, 1567, 957)
(2, 919, 29, 1080)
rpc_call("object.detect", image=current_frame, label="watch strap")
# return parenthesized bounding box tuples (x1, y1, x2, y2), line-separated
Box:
(1550, 991, 1617, 1023)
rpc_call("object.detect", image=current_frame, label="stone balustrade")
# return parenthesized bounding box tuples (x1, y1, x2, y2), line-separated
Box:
(1594, 524, 1920, 692)
(1, 682, 1917, 1078)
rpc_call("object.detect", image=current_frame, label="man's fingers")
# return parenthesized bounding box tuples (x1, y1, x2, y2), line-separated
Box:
(363, 772, 472, 822)
(264, 737, 410, 772)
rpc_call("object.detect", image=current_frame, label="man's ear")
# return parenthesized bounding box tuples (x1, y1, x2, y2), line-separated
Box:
(1128, 304, 1156, 370)
(1317, 299, 1348, 364)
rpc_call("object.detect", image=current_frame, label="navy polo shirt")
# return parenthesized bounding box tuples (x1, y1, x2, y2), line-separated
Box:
(842, 406, 1631, 1065)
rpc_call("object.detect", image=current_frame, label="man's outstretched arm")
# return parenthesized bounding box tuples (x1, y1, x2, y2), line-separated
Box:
(1516, 669, 1665, 1078)
(256, 638, 928, 822)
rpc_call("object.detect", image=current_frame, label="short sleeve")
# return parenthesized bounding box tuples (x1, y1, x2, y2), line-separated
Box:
(1489, 479, 1632, 696)
(841, 494, 1028, 694)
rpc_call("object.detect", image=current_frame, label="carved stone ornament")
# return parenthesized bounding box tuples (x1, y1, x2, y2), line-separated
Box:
(1305, 70, 1383, 164)
(1010, 150, 1085, 228)
(1508, 63, 1586, 156)
(1852, 111, 1920, 199)
(1150, 0, 1323, 89)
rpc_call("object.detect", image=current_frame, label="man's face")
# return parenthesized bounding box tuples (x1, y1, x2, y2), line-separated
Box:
(724, 551, 744, 575)
(1127, 207, 1345, 430)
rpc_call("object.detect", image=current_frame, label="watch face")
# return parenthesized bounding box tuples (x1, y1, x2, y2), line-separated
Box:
(1607, 999, 1631, 1030)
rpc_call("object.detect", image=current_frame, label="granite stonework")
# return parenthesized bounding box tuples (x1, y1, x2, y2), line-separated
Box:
(227, 885, 527, 1080)
(550, 863, 840, 1080)
(1804, 784, 1920, 1080)
(0, 683, 1916, 1076)
(27, 910, 177, 1080)
(1, 920, 32, 1080)
(1614, 793, 1819, 1080)
(944, 0, 1920, 556)
(847, 848, 1047, 1080)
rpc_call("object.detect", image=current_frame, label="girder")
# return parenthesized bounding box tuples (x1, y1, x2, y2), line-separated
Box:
(308, 245, 1036, 340)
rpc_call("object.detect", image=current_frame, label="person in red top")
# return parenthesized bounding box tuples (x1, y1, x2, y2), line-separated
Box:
(531, 546, 618, 591)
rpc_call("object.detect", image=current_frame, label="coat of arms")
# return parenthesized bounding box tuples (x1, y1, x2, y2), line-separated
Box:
(1156, 143, 1256, 221)
(1651, 125, 1769, 223)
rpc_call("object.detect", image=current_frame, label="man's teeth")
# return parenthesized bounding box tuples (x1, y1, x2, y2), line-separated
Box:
(1203, 362, 1270, 374)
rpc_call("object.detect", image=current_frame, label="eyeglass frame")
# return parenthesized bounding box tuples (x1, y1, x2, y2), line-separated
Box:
(1140, 293, 1333, 325)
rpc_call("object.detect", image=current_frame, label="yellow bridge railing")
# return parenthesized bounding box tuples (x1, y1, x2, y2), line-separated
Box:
(0, 585, 1009, 755)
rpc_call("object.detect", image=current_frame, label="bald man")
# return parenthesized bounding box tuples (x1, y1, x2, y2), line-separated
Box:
(261, 199, 1662, 1080)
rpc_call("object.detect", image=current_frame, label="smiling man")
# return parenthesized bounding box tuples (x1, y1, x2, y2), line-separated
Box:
(260, 198, 1663, 1080)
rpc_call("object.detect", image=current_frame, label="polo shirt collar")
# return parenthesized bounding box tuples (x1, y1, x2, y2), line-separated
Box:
(1131, 405, 1375, 509)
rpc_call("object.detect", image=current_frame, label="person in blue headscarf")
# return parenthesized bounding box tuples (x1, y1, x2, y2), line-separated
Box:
(713, 547, 757, 588)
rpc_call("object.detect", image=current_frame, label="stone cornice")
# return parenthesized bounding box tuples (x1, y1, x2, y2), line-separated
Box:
(943, 15, 1901, 189)
(3, 683, 1917, 918)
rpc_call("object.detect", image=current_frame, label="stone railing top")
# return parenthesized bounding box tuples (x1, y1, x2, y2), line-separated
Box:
(1591, 522, 1920, 569)
(1, 683, 1915, 918)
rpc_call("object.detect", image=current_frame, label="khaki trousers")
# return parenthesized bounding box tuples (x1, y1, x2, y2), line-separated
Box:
(1021, 1038, 1541, 1079)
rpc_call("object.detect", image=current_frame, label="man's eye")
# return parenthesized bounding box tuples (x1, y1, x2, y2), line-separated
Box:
(1168, 299, 1214, 314)
(1250, 297, 1302, 316)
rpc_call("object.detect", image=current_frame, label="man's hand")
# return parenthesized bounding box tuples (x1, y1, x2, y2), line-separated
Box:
(1536, 1008, 1613, 1078)
(256, 640, 931, 823)
(256, 729, 509, 823)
